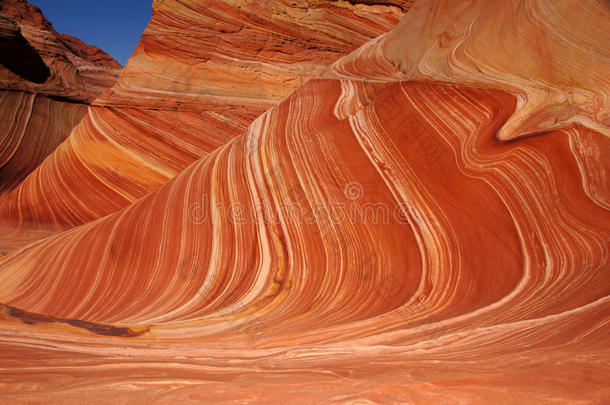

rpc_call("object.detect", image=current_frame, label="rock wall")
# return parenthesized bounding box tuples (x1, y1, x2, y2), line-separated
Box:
(0, 0, 406, 230)
(0, 0, 121, 195)
(0, 0, 608, 403)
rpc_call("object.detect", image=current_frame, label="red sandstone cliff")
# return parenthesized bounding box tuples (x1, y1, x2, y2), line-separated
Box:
(0, 0, 608, 403)
(0, 0, 407, 232)
(57, 33, 121, 70)
(0, 0, 121, 99)
(0, 0, 121, 193)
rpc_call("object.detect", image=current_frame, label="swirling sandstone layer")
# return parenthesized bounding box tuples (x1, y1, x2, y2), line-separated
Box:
(0, 0, 121, 195)
(0, 0, 405, 233)
(0, 91, 87, 191)
(0, 0, 608, 403)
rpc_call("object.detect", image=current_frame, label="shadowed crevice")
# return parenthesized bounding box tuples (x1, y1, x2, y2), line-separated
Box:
(0, 16, 50, 83)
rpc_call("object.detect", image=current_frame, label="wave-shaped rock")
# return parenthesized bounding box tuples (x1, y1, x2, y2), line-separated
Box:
(0, 0, 608, 403)
(0, 0, 406, 233)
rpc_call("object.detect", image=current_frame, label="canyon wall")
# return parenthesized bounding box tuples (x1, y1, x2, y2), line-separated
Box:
(0, 0, 608, 403)
(0, 0, 406, 233)
(0, 0, 121, 193)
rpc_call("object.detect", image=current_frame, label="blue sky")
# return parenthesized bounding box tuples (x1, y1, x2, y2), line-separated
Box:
(30, 0, 153, 66)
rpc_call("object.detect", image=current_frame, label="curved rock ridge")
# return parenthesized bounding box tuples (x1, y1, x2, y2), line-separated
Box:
(0, 0, 121, 198)
(0, 0, 407, 232)
(380, 0, 610, 140)
(0, 0, 608, 403)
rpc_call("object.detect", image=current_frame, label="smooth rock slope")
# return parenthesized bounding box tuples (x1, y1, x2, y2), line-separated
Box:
(0, 0, 608, 403)
(0, 0, 406, 232)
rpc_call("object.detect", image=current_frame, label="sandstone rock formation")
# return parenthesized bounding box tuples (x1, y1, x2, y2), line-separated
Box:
(0, 0, 121, 100)
(0, 0, 608, 403)
(0, 0, 407, 234)
(0, 0, 121, 194)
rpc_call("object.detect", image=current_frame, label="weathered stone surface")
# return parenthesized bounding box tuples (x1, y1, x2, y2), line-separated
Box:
(0, 0, 121, 194)
(0, 0, 406, 230)
(0, 0, 121, 101)
(0, 0, 608, 403)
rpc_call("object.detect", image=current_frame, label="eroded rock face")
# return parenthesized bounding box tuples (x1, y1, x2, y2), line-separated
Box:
(0, 15, 50, 83)
(0, 0, 121, 100)
(0, 0, 407, 231)
(0, 91, 87, 192)
(380, 0, 610, 141)
(0, 0, 608, 403)
(0, 0, 121, 194)
(57, 33, 122, 70)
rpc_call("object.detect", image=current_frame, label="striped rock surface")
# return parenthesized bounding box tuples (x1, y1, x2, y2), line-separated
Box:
(0, 0, 608, 403)
(0, 0, 121, 101)
(0, 0, 406, 234)
(0, 0, 121, 196)
(0, 91, 87, 192)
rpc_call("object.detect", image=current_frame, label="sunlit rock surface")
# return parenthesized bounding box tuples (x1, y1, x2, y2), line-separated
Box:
(0, 0, 608, 403)
(0, 0, 121, 194)
(0, 0, 121, 100)
(0, 0, 405, 234)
